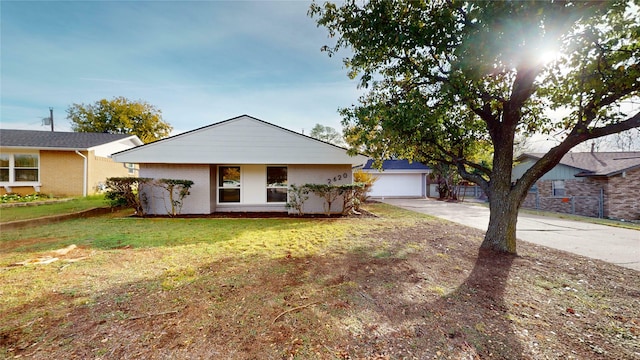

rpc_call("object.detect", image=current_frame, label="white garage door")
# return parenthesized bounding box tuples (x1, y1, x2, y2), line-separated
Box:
(369, 173, 424, 198)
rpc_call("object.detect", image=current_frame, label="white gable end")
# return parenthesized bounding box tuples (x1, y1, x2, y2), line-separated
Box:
(112, 116, 367, 166)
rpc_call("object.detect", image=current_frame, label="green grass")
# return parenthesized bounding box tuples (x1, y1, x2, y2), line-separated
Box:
(0, 205, 388, 315)
(0, 215, 363, 255)
(0, 195, 109, 223)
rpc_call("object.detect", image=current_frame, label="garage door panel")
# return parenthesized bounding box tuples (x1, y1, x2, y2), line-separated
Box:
(370, 174, 423, 197)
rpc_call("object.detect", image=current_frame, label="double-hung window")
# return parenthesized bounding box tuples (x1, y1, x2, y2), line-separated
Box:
(266, 166, 287, 203)
(0, 153, 39, 184)
(552, 180, 565, 197)
(219, 166, 241, 203)
(0, 155, 9, 182)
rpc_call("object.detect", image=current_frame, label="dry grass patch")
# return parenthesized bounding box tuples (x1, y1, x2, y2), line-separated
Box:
(0, 203, 638, 359)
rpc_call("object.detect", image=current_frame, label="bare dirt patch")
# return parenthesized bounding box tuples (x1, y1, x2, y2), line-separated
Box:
(1, 212, 638, 359)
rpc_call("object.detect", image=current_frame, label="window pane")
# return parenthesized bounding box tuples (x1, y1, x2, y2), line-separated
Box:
(14, 154, 38, 168)
(220, 166, 240, 188)
(267, 166, 287, 187)
(552, 180, 565, 197)
(219, 166, 241, 203)
(267, 188, 287, 203)
(219, 189, 240, 203)
(0, 154, 9, 168)
(15, 169, 38, 182)
(0, 169, 8, 182)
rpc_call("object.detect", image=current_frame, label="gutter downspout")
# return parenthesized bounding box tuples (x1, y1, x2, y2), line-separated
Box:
(75, 150, 88, 197)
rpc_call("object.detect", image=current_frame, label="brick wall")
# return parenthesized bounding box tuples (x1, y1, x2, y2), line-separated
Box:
(40, 150, 84, 196)
(521, 178, 602, 218)
(605, 167, 640, 220)
(87, 152, 132, 194)
(1, 150, 134, 197)
(520, 168, 640, 220)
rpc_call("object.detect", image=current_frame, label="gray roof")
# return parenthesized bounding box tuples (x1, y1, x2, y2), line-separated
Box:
(0, 129, 136, 149)
(523, 152, 640, 177)
(363, 159, 430, 171)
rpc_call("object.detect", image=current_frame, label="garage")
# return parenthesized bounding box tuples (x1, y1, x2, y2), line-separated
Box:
(360, 159, 431, 198)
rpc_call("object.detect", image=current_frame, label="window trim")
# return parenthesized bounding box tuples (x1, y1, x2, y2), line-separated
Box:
(266, 165, 288, 203)
(218, 165, 241, 203)
(0, 152, 40, 186)
(552, 180, 566, 197)
(125, 163, 137, 175)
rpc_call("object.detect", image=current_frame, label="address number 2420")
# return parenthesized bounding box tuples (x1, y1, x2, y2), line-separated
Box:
(327, 173, 349, 184)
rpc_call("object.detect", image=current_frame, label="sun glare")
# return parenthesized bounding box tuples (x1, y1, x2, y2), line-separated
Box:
(539, 50, 560, 65)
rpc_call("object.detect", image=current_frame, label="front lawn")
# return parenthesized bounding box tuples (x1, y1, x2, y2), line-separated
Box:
(0, 195, 109, 223)
(0, 203, 638, 359)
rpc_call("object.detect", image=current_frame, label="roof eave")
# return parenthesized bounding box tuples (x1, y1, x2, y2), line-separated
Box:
(1, 145, 89, 151)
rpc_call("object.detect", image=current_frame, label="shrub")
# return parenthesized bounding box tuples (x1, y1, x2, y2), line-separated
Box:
(305, 183, 342, 216)
(353, 170, 377, 209)
(338, 183, 365, 215)
(104, 177, 153, 214)
(286, 184, 310, 216)
(106, 177, 194, 216)
(156, 179, 194, 216)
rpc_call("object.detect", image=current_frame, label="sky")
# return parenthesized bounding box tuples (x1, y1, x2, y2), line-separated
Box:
(0, 0, 362, 135)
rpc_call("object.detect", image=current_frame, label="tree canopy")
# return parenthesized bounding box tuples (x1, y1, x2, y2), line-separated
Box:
(309, 123, 345, 146)
(67, 97, 172, 143)
(311, 0, 640, 253)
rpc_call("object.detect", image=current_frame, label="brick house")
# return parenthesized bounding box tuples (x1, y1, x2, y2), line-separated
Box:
(512, 152, 640, 221)
(1, 129, 143, 197)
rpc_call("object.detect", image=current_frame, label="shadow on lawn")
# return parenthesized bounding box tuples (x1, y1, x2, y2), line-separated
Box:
(433, 250, 521, 357)
(333, 237, 524, 358)
(0, 225, 524, 359)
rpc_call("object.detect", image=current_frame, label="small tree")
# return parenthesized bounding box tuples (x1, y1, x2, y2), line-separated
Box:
(305, 183, 342, 216)
(105, 177, 153, 215)
(155, 179, 194, 216)
(353, 170, 377, 210)
(338, 183, 366, 215)
(286, 184, 310, 216)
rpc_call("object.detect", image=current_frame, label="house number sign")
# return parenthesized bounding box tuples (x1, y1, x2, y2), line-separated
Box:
(327, 172, 349, 184)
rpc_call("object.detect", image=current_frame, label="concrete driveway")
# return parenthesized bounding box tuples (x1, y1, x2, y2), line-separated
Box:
(381, 198, 640, 272)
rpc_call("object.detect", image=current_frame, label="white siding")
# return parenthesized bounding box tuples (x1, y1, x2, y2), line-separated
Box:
(138, 163, 358, 215)
(139, 164, 211, 215)
(113, 116, 368, 167)
(289, 164, 352, 214)
(92, 137, 142, 157)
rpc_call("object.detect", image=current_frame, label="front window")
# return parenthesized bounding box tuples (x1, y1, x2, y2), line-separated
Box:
(552, 180, 565, 197)
(0, 154, 9, 182)
(125, 163, 137, 175)
(0, 153, 39, 183)
(266, 166, 287, 203)
(219, 166, 241, 203)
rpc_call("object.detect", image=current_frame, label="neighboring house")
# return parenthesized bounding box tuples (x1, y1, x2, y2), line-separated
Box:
(360, 159, 431, 198)
(111, 115, 368, 215)
(0, 129, 143, 197)
(512, 152, 640, 220)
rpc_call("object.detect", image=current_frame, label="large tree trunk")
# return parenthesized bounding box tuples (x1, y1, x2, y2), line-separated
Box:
(481, 191, 521, 253)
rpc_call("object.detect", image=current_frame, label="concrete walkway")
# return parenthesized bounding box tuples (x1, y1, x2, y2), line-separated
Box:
(381, 198, 640, 272)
